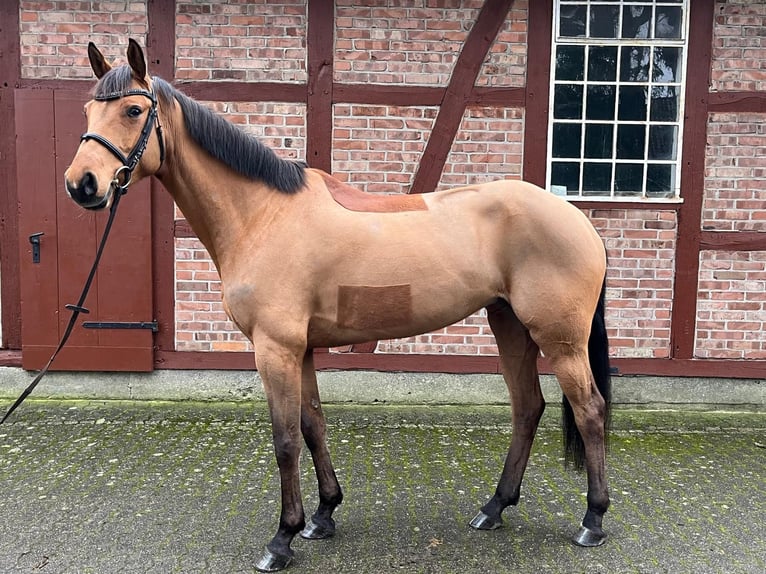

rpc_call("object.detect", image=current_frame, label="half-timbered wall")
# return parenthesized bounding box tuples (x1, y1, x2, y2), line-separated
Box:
(1, 0, 764, 377)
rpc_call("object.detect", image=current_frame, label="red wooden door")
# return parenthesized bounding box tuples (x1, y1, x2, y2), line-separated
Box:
(16, 89, 155, 371)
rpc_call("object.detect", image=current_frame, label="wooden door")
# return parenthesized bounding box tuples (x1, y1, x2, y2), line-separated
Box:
(16, 89, 155, 371)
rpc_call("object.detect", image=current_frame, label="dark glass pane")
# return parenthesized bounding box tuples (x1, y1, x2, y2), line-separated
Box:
(653, 46, 682, 83)
(615, 163, 644, 194)
(620, 46, 650, 82)
(616, 124, 646, 159)
(560, 5, 586, 37)
(588, 46, 617, 81)
(618, 85, 648, 121)
(551, 162, 580, 194)
(582, 163, 612, 194)
(554, 84, 584, 119)
(552, 123, 582, 158)
(621, 5, 651, 39)
(590, 5, 619, 38)
(555, 45, 585, 80)
(585, 124, 614, 159)
(646, 164, 674, 196)
(650, 86, 679, 121)
(586, 85, 615, 120)
(655, 6, 682, 39)
(648, 125, 677, 160)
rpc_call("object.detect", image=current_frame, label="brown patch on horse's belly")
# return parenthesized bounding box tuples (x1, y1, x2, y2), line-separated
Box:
(337, 284, 412, 331)
(319, 171, 427, 213)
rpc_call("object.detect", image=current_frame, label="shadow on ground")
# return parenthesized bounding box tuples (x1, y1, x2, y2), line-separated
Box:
(0, 401, 764, 573)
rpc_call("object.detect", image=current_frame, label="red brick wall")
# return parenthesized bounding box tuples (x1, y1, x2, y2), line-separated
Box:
(13, 1, 766, 362)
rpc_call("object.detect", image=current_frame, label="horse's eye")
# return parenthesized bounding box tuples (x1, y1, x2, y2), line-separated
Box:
(127, 106, 142, 118)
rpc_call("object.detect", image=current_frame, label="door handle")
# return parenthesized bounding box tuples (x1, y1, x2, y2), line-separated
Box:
(29, 232, 44, 264)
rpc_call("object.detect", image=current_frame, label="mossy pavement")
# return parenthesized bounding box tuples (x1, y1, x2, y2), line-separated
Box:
(0, 401, 764, 573)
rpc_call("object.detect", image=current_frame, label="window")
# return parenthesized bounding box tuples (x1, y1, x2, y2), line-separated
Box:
(547, 0, 688, 200)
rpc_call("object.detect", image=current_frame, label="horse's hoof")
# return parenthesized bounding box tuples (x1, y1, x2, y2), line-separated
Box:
(255, 547, 293, 572)
(300, 517, 336, 540)
(573, 524, 607, 547)
(469, 511, 503, 531)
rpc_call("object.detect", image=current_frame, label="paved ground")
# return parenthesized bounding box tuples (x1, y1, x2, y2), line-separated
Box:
(0, 400, 764, 574)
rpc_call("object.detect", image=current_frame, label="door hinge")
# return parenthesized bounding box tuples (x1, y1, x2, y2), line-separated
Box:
(82, 321, 159, 332)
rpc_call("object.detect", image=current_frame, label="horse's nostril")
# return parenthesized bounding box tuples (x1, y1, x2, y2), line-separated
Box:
(82, 171, 97, 197)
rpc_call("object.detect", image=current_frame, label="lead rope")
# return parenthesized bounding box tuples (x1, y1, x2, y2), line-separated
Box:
(0, 180, 128, 425)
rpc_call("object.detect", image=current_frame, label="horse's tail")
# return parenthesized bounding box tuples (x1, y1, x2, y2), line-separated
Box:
(562, 276, 612, 470)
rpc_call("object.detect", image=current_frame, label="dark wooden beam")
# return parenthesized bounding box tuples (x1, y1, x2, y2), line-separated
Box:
(700, 231, 766, 252)
(155, 350, 766, 379)
(708, 91, 766, 113)
(147, 0, 176, 79)
(670, 0, 714, 360)
(409, 0, 515, 194)
(0, 0, 21, 350)
(147, 0, 177, 355)
(522, 0, 553, 187)
(306, 0, 335, 172)
(175, 81, 307, 103)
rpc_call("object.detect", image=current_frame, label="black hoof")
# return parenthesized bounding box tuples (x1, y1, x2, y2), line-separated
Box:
(469, 511, 503, 531)
(255, 547, 293, 572)
(300, 517, 336, 540)
(573, 524, 607, 547)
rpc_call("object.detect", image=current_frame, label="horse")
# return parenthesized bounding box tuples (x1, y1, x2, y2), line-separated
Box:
(64, 40, 612, 572)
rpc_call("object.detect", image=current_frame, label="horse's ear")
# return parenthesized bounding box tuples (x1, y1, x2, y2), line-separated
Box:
(88, 42, 111, 79)
(126, 38, 148, 83)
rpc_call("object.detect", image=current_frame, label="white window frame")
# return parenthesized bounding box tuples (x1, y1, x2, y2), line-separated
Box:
(546, 0, 690, 202)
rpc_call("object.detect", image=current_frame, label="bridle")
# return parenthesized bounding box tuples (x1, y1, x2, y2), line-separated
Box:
(80, 85, 165, 197)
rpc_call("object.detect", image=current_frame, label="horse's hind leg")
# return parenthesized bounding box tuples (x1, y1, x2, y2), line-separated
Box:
(471, 301, 545, 530)
(298, 349, 344, 540)
(548, 349, 610, 546)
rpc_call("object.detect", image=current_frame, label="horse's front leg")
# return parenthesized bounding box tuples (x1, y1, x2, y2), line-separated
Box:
(253, 337, 306, 573)
(299, 348, 344, 540)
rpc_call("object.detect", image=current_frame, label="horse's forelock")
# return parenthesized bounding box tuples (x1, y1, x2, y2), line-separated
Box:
(92, 65, 133, 98)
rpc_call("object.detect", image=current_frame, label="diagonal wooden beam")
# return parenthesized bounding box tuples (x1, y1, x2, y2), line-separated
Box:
(409, 0, 515, 194)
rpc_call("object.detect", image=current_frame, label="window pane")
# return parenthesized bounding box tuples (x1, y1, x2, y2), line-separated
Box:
(655, 6, 682, 39)
(556, 45, 585, 81)
(618, 85, 648, 121)
(622, 5, 652, 39)
(588, 46, 617, 81)
(590, 5, 619, 38)
(560, 5, 586, 37)
(586, 85, 615, 120)
(620, 46, 650, 82)
(646, 164, 675, 197)
(648, 125, 677, 160)
(616, 124, 646, 159)
(552, 123, 582, 158)
(551, 162, 580, 194)
(615, 163, 644, 194)
(554, 84, 584, 119)
(653, 46, 682, 83)
(650, 86, 679, 121)
(582, 163, 612, 194)
(585, 124, 614, 159)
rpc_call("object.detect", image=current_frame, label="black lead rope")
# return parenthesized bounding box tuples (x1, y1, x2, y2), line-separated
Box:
(0, 184, 127, 425)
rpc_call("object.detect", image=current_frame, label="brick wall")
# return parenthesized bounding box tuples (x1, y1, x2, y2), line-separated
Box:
(697, 251, 766, 359)
(13, 1, 765, 363)
(20, 1, 147, 78)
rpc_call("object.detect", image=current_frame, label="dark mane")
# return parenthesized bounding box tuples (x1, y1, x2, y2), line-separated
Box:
(93, 66, 305, 194)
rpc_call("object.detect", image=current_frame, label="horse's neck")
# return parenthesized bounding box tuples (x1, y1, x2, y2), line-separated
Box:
(157, 139, 273, 273)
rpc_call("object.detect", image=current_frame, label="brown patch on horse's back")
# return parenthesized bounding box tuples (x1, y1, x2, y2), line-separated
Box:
(317, 171, 427, 213)
(337, 284, 412, 331)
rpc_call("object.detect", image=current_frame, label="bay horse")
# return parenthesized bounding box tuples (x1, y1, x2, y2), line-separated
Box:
(64, 40, 612, 572)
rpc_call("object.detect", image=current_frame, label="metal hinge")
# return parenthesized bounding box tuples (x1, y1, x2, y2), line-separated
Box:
(82, 321, 159, 332)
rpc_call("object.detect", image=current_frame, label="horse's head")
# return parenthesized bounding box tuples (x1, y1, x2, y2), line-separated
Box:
(64, 39, 165, 210)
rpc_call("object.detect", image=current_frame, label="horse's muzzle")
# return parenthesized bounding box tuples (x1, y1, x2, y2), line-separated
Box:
(65, 171, 108, 210)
